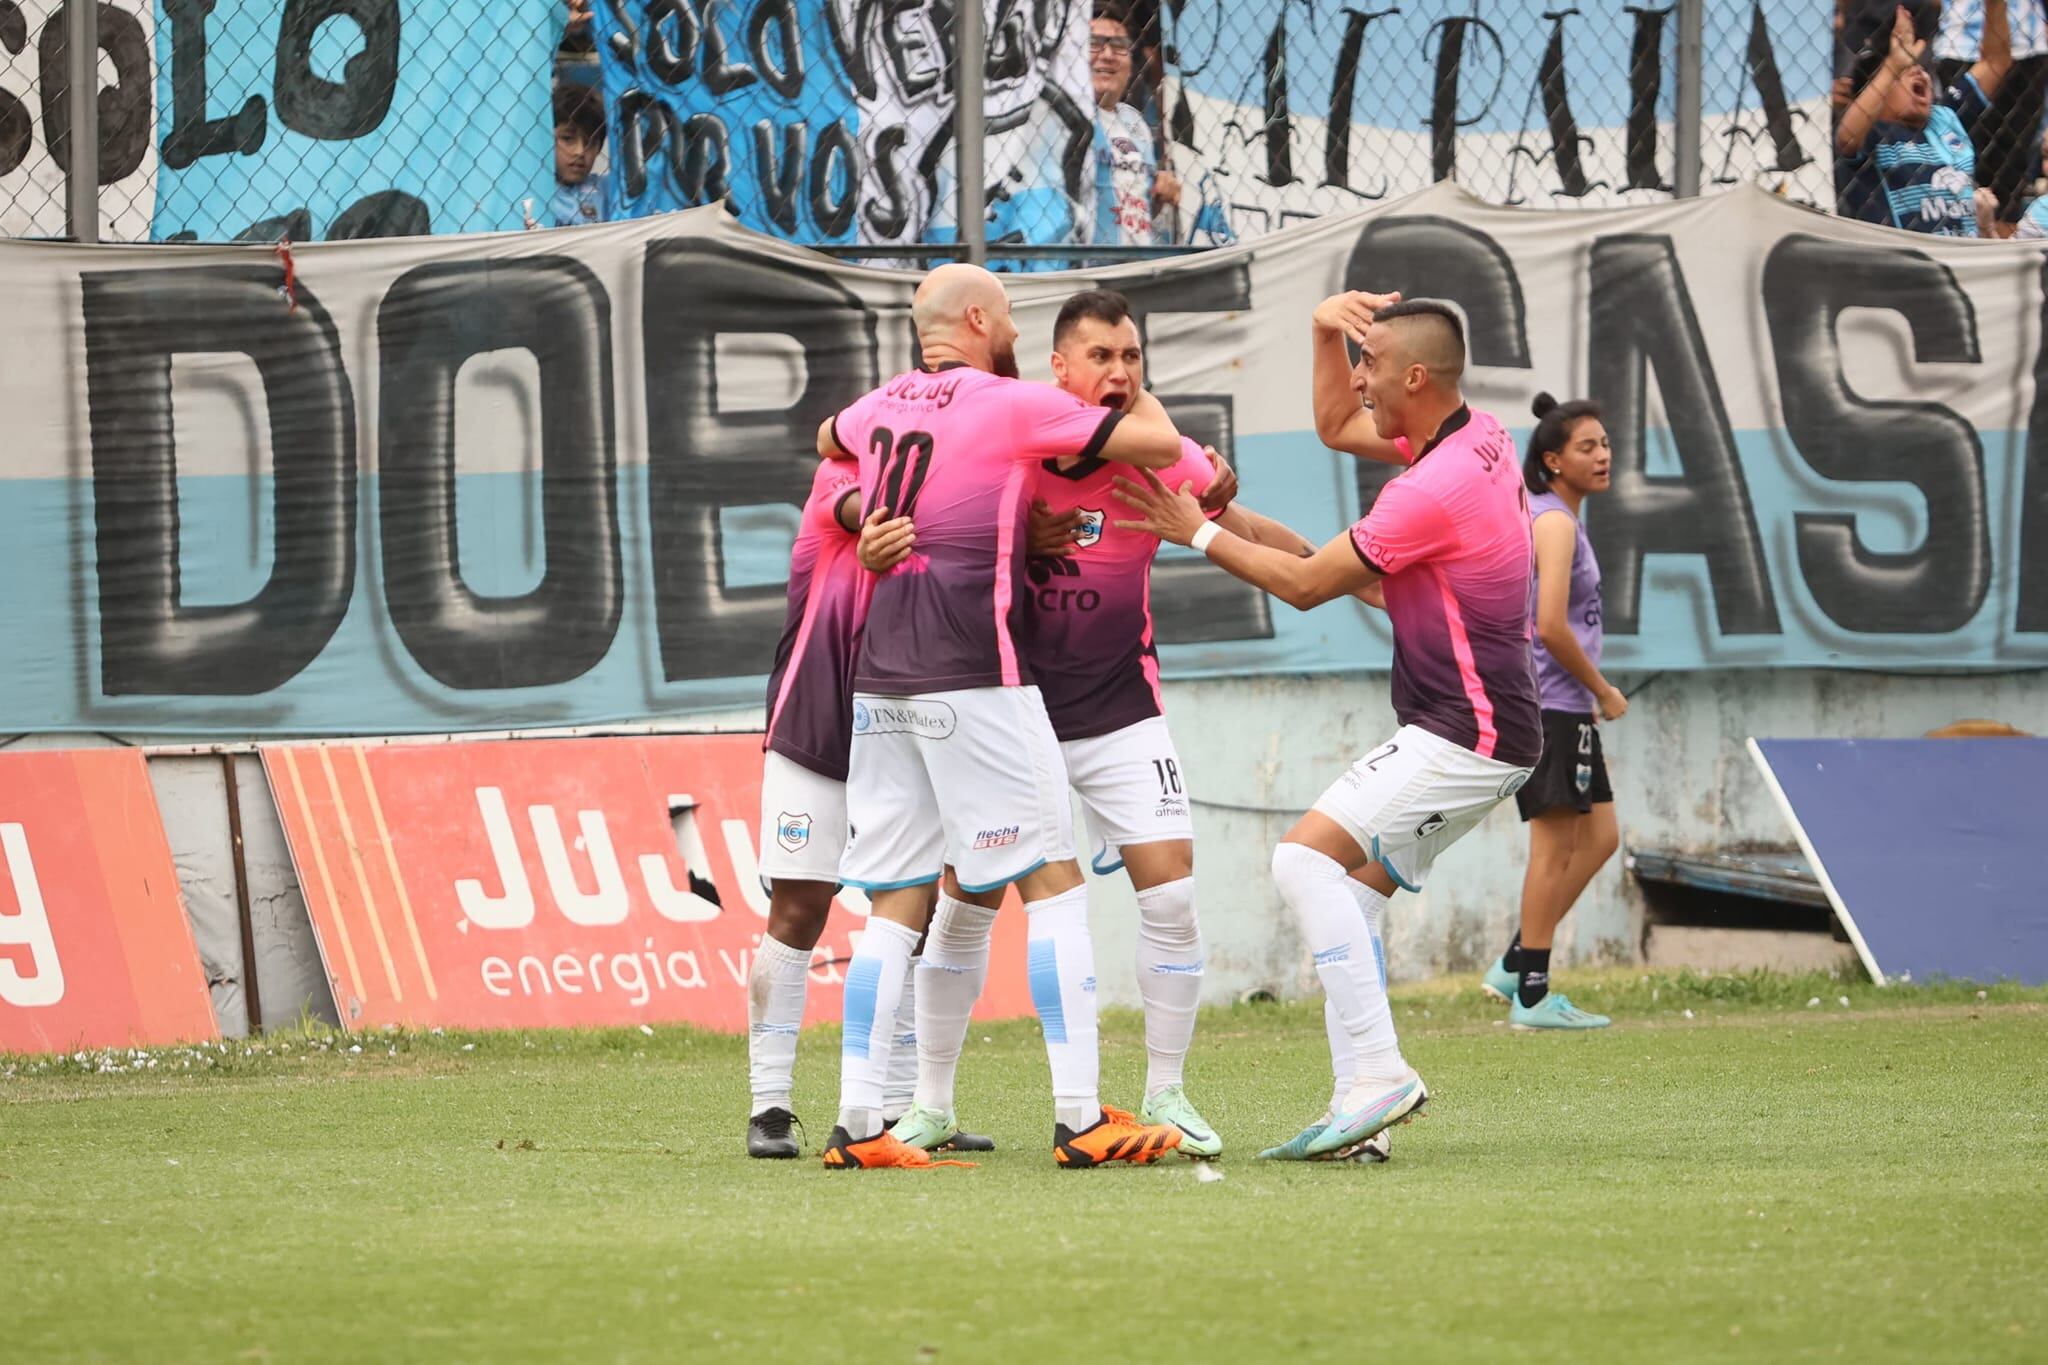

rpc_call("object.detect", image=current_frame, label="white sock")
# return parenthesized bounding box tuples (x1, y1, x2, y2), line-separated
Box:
(915, 894, 996, 1114)
(1025, 885, 1100, 1131)
(881, 956, 920, 1122)
(1135, 876, 1202, 1098)
(1348, 880, 1404, 1084)
(1271, 843, 1409, 1097)
(1324, 997, 1352, 1115)
(835, 916, 920, 1140)
(747, 932, 811, 1115)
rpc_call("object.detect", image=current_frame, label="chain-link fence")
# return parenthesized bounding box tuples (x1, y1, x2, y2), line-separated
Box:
(4, 1, 2042, 254)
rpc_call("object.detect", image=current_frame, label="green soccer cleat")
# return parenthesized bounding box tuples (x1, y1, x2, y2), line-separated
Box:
(1140, 1085, 1223, 1159)
(887, 1102, 997, 1153)
(1257, 1117, 1331, 1161)
(1510, 992, 1612, 1030)
(1483, 956, 1519, 1004)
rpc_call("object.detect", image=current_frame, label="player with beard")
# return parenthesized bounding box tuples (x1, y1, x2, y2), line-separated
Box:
(859, 289, 1343, 1161)
(817, 264, 1191, 1170)
(1114, 293, 1542, 1161)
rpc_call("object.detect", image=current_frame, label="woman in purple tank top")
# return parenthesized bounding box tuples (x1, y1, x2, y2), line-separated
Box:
(1483, 394, 1623, 1029)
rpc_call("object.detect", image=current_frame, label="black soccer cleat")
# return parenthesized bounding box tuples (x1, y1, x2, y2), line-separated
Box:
(940, 1128, 997, 1152)
(747, 1107, 802, 1159)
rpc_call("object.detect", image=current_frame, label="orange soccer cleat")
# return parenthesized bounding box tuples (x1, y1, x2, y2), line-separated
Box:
(1053, 1105, 1184, 1168)
(821, 1126, 976, 1170)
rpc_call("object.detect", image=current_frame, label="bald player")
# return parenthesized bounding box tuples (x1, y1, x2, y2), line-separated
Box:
(1113, 295, 1542, 1161)
(816, 264, 1191, 1170)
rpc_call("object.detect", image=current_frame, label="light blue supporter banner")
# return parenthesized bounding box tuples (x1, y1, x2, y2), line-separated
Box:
(4, 184, 2047, 738)
(150, 0, 558, 241)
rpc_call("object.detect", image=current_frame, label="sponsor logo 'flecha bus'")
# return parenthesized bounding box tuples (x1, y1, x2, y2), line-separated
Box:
(973, 825, 1020, 850)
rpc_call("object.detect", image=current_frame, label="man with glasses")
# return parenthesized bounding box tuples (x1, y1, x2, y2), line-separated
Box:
(1086, 4, 1182, 250)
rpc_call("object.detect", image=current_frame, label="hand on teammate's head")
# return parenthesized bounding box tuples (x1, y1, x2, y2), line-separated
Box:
(1312, 290, 1401, 345)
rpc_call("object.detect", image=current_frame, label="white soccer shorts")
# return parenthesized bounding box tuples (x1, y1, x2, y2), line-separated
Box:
(756, 751, 849, 885)
(1311, 724, 1534, 892)
(840, 685, 1076, 894)
(1061, 715, 1196, 875)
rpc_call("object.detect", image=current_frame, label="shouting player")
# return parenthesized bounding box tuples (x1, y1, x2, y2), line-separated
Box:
(1113, 292, 1541, 1160)
(818, 264, 1190, 1170)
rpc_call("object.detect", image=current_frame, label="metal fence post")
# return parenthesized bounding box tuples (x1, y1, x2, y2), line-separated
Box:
(955, 0, 987, 265)
(65, 0, 100, 243)
(1674, 0, 1704, 197)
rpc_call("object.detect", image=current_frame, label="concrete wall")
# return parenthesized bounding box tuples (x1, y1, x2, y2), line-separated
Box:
(145, 756, 336, 1037)
(1082, 667, 2048, 1003)
(10, 665, 2040, 1030)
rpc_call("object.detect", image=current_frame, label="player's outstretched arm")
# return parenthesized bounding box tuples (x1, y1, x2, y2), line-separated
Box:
(1215, 502, 1379, 607)
(1115, 470, 1375, 610)
(1096, 388, 1185, 469)
(1312, 292, 1407, 466)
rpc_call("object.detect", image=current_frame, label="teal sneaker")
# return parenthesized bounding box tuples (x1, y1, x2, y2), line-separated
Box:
(1303, 1073, 1428, 1157)
(887, 1103, 997, 1152)
(1257, 1117, 1330, 1161)
(1320, 1128, 1392, 1164)
(1483, 956, 1519, 1004)
(1509, 992, 1611, 1030)
(1140, 1084, 1223, 1159)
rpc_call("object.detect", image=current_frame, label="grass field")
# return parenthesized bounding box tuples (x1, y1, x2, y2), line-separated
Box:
(5, 970, 2044, 1363)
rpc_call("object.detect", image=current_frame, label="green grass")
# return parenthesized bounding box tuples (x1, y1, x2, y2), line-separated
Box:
(4, 970, 2044, 1363)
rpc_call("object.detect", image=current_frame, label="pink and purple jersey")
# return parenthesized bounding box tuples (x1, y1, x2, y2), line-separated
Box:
(1349, 407, 1542, 767)
(832, 365, 1123, 695)
(1025, 437, 1217, 740)
(762, 457, 869, 780)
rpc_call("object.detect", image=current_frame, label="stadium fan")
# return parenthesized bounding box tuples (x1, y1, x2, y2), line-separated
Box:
(1836, 0, 2013, 235)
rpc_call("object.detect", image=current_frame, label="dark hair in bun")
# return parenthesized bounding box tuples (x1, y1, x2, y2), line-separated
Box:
(1523, 391, 1602, 494)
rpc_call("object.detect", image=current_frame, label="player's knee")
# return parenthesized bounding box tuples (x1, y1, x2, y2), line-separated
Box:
(1135, 876, 1199, 940)
(766, 880, 835, 947)
(929, 893, 998, 957)
(1271, 841, 1343, 907)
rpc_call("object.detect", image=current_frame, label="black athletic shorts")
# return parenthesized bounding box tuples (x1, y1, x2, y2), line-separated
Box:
(1515, 709, 1612, 820)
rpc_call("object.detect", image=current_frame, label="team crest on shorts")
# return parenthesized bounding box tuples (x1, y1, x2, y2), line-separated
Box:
(1074, 509, 1105, 549)
(1498, 770, 1531, 799)
(776, 812, 813, 852)
(852, 701, 871, 733)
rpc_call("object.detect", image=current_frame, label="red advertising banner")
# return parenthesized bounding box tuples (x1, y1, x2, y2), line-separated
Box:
(261, 736, 1033, 1032)
(0, 750, 219, 1053)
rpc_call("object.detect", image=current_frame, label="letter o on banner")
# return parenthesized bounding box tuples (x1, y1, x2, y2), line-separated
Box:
(377, 257, 622, 690)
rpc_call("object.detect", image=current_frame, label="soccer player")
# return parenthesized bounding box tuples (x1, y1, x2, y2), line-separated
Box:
(863, 289, 1316, 1160)
(744, 453, 867, 1157)
(817, 263, 1190, 1170)
(745, 454, 998, 1158)
(1480, 394, 1621, 1031)
(1113, 293, 1542, 1160)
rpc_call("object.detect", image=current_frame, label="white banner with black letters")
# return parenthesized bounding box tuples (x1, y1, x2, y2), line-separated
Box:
(1, 181, 2042, 735)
